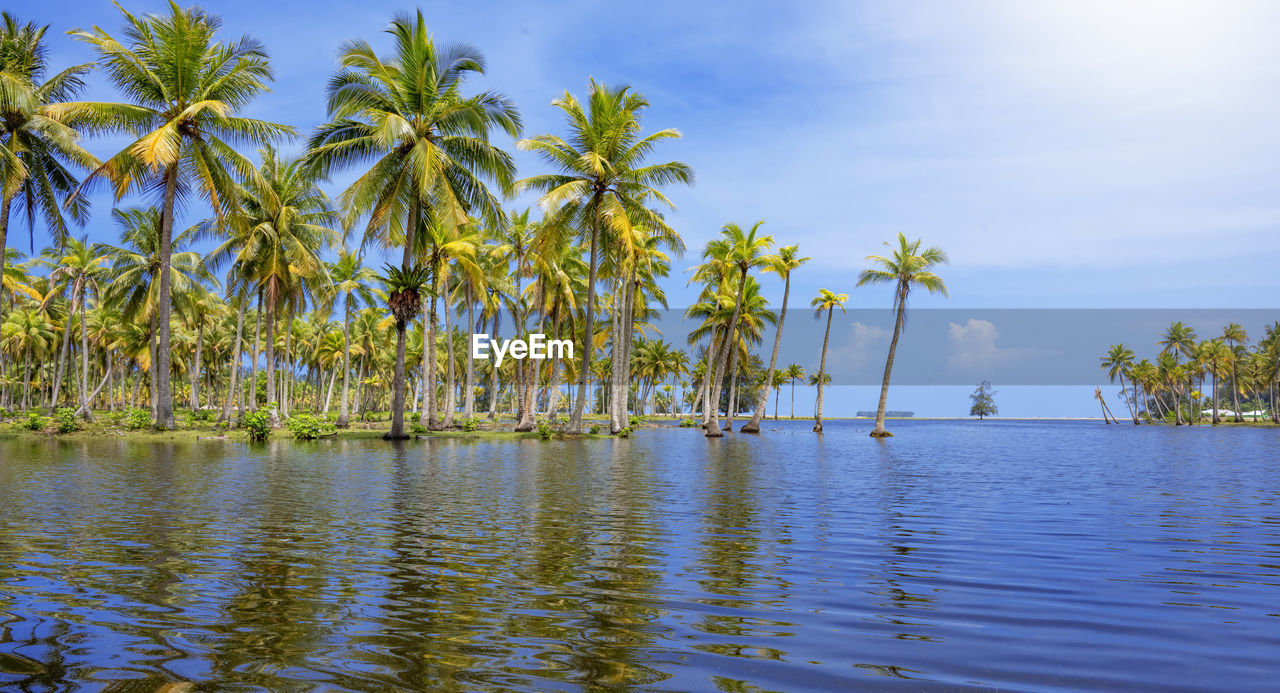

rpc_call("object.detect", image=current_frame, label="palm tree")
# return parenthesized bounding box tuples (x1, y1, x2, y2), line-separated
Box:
(209, 147, 337, 424)
(783, 363, 805, 419)
(308, 11, 519, 437)
(1201, 338, 1232, 424)
(516, 78, 692, 433)
(43, 236, 108, 419)
(382, 264, 429, 439)
(1, 306, 53, 409)
(696, 222, 772, 437)
(0, 13, 96, 323)
(857, 233, 949, 438)
(1221, 323, 1248, 422)
(809, 289, 847, 433)
(1158, 321, 1197, 425)
(328, 250, 377, 427)
(742, 244, 808, 433)
(103, 208, 214, 418)
(1100, 343, 1139, 425)
(64, 3, 292, 429)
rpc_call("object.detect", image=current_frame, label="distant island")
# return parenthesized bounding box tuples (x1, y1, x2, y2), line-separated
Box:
(857, 411, 914, 418)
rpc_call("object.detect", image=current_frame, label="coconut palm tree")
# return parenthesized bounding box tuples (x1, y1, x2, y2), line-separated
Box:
(0, 12, 96, 320)
(43, 236, 108, 418)
(1, 305, 54, 410)
(308, 11, 519, 437)
(857, 233, 949, 438)
(1100, 343, 1139, 425)
(516, 78, 692, 433)
(328, 250, 377, 427)
(782, 363, 805, 419)
(1221, 323, 1248, 422)
(382, 264, 429, 438)
(809, 289, 847, 433)
(742, 244, 808, 433)
(64, 3, 292, 429)
(1158, 321, 1198, 425)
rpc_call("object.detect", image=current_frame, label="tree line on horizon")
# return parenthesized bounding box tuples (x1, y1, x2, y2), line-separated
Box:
(0, 5, 948, 439)
(1101, 321, 1280, 425)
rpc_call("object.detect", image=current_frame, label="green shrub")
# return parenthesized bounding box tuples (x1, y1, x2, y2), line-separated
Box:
(536, 421, 554, 440)
(410, 421, 427, 435)
(462, 416, 481, 432)
(125, 407, 151, 430)
(360, 411, 379, 422)
(54, 408, 80, 434)
(242, 409, 272, 442)
(679, 417, 697, 428)
(628, 414, 644, 428)
(617, 426, 632, 438)
(189, 408, 215, 424)
(21, 412, 45, 431)
(285, 414, 332, 440)
(588, 424, 601, 435)
(0, 407, 9, 421)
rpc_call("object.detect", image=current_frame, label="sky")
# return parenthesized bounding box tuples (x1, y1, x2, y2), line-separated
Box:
(9, 0, 1280, 416)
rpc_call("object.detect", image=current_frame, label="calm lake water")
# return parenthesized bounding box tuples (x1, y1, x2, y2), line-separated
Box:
(1, 420, 1278, 691)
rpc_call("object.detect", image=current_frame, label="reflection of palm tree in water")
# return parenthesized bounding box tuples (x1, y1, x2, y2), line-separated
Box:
(694, 438, 796, 667)
(205, 440, 343, 685)
(867, 445, 939, 645)
(504, 440, 668, 688)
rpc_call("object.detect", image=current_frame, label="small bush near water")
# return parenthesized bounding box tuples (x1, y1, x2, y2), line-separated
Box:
(21, 412, 45, 431)
(242, 409, 272, 442)
(125, 408, 151, 430)
(55, 408, 80, 434)
(285, 414, 333, 440)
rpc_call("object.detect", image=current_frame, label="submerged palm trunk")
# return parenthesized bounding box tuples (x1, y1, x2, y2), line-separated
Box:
(870, 286, 907, 437)
(743, 273, 792, 432)
(813, 307, 833, 433)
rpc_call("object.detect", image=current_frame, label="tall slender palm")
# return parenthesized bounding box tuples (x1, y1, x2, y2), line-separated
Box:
(328, 250, 377, 427)
(783, 363, 805, 419)
(1100, 343, 1139, 425)
(809, 289, 847, 433)
(1158, 321, 1197, 425)
(0, 13, 96, 321)
(382, 264, 429, 438)
(742, 244, 808, 433)
(1221, 323, 1248, 422)
(857, 233, 949, 438)
(1201, 339, 1232, 424)
(696, 222, 772, 437)
(516, 78, 692, 433)
(308, 11, 519, 438)
(43, 236, 108, 418)
(64, 3, 292, 428)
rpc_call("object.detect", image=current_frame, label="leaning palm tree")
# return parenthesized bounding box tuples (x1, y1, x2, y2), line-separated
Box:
(0, 12, 96, 319)
(516, 78, 692, 433)
(1100, 343, 1139, 425)
(857, 233, 949, 437)
(1158, 321, 1198, 425)
(742, 244, 808, 433)
(63, 3, 293, 429)
(307, 11, 520, 438)
(809, 289, 847, 433)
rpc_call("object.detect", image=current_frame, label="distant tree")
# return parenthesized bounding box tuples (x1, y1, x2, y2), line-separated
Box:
(969, 380, 997, 420)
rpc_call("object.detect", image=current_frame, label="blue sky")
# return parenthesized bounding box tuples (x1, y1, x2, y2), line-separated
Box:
(10, 0, 1280, 416)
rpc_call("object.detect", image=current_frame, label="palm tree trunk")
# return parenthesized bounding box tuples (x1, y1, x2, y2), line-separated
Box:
(707, 270, 749, 438)
(1119, 373, 1138, 425)
(390, 200, 419, 438)
(220, 292, 247, 422)
(464, 296, 476, 419)
(1231, 362, 1243, 422)
(743, 273, 791, 432)
(545, 309, 564, 419)
(568, 208, 601, 434)
(423, 292, 439, 429)
(152, 164, 180, 428)
(248, 289, 262, 411)
(189, 321, 203, 413)
(79, 287, 93, 421)
(444, 298, 457, 428)
(814, 307, 833, 433)
(0, 191, 11, 327)
(1211, 369, 1220, 425)
(870, 286, 907, 437)
(337, 301, 352, 428)
(263, 288, 279, 425)
(487, 309, 500, 422)
(323, 368, 337, 414)
(51, 289, 79, 410)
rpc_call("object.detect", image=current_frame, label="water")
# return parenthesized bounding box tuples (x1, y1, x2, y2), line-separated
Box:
(1, 420, 1278, 691)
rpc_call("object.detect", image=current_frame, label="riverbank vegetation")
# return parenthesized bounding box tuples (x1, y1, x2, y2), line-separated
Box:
(0, 6, 946, 441)
(1101, 321, 1280, 425)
